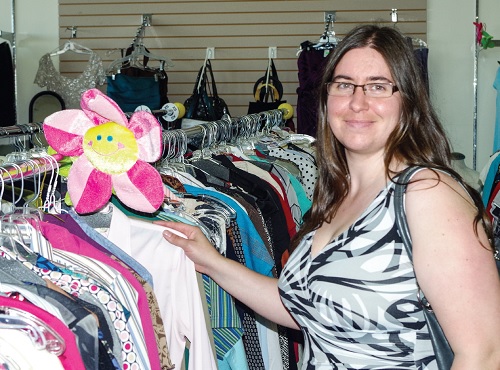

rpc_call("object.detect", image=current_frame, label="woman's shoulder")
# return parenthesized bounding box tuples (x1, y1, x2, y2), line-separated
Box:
(403, 166, 469, 199)
(403, 166, 477, 221)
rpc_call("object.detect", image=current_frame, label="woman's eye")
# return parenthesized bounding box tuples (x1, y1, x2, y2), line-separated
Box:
(338, 83, 352, 90)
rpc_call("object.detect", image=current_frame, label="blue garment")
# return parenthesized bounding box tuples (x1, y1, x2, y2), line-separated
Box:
(68, 208, 155, 287)
(183, 184, 275, 276)
(288, 172, 312, 219)
(482, 153, 500, 206)
(217, 338, 249, 370)
(494, 67, 500, 152)
(106, 74, 161, 113)
(202, 274, 244, 362)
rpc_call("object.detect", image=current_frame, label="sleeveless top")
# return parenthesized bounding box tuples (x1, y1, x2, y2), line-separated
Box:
(278, 178, 438, 369)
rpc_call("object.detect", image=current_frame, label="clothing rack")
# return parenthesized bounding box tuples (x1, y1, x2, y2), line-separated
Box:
(166, 108, 290, 151)
(0, 122, 43, 146)
(0, 123, 43, 136)
(472, 4, 499, 169)
(0, 155, 59, 182)
(0, 123, 58, 182)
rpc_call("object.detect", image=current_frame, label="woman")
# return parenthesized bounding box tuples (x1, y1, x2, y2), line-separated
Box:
(156, 25, 500, 369)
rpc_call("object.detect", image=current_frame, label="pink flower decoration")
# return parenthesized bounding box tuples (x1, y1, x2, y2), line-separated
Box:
(43, 88, 165, 214)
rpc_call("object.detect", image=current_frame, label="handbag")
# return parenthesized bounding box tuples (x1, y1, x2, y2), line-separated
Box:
(394, 166, 500, 370)
(248, 58, 286, 114)
(184, 59, 229, 121)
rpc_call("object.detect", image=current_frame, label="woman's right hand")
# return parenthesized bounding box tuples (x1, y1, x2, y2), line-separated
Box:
(154, 220, 224, 275)
(155, 221, 299, 329)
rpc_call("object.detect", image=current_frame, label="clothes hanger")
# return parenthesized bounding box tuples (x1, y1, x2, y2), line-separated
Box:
(0, 307, 66, 356)
(0, 160, 47, 257)
(309, 13, 339, 52)
(0, 162, 43, 256)
(40, 154, 61, 215)
(49, 39, 94, 56)
(106, 23, 174, 77)
(411, 37, 428, 49)
(158, 129, 190, 176)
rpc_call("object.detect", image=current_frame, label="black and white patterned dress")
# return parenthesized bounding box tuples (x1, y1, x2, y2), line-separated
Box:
(278, 179, 438, 369)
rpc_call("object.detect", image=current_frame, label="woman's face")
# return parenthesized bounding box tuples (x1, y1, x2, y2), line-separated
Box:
(327, 47, 402, 159)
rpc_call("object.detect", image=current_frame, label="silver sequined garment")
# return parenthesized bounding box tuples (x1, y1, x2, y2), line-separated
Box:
(34, 52, 106, 108)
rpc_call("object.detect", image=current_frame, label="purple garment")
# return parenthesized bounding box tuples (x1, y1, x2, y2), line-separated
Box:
(414, 47, 429, 92)
(296, 48, 329, 137)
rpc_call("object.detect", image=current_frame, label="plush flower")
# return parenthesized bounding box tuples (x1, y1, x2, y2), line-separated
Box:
(43, 88, 165, 214)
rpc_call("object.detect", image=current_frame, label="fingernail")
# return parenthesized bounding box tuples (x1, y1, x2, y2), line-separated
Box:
(163, 230, 172, 238)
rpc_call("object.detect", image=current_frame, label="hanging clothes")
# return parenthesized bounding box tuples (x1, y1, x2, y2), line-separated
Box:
(0, 42, 16, 126)
(493, 66, 500, 152)
(406, 37, 430, 93)
(296, 43, 330, 137)
(0, 116, 314, 370)
(106, 45, 169, 113)
(34, 52, 106, 108)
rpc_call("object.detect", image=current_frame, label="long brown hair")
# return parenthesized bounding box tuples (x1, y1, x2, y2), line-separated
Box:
(290, 24, 492, 252)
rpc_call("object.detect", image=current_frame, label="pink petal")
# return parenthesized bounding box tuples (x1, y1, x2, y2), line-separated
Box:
(43, 110, 94, 156)
(80, 89, 128, 127)
(128, 111, 162, 162)
(68, 156, 113, 214)
(112, 160, 164, 213)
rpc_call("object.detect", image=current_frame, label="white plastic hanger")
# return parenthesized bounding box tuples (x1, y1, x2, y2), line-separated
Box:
(49, 40, 93, 56)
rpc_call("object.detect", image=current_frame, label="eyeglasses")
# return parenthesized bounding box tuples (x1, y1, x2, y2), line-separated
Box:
(326, 82, 399, 98)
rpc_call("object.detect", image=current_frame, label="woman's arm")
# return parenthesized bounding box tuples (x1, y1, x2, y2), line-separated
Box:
(406, 169, 500, 369)
(154, 220, 299, 330)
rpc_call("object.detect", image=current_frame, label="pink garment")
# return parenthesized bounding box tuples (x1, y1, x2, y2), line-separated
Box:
(37, 220, 162, 370)
(0, 296, 85, 370)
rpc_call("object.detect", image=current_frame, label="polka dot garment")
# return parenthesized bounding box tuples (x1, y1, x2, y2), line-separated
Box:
(269, 147, 317, 201)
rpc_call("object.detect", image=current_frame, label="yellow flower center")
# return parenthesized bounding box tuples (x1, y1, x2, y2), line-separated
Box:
(83, 122, 139, 175)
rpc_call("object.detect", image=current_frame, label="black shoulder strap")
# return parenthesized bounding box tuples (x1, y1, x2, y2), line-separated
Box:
(394, 166, 455, 369)
(393, 166, 423, 260)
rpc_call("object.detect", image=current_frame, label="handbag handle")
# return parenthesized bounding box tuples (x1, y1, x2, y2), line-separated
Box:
(253, 59, 284, 102)
(204, 59, 221, 98)
(186, 63, 215, 120)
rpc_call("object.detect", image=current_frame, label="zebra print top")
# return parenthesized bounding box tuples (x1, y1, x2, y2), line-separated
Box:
(278, 179, 438, 369)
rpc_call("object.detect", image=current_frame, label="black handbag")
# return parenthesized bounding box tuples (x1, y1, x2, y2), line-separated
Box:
(184, 59, 229, 121)
(248, 59, 286, 114)
(394, 166, 500, 370)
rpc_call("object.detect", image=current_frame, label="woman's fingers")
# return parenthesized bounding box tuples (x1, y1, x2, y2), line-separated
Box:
(154, 220, 221, 274)
(154, 220, 198, 239)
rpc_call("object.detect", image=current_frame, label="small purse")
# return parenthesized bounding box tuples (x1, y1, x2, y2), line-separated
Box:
(248, 58, 286, 114)
(394, 166, 500, 370)
(184, 59, 229, 122)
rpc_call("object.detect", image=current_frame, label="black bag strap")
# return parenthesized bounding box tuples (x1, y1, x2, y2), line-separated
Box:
(186, 62, 215, 119)
(204, 59, 221, 98)
(253, 58, 284, 102)
(394, 166, 455, 370)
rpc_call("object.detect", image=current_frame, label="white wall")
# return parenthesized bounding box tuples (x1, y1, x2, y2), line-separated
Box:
(2, 0, 500, 171)
(0, 0, 59, 126)
(428, 0, 500, 172)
